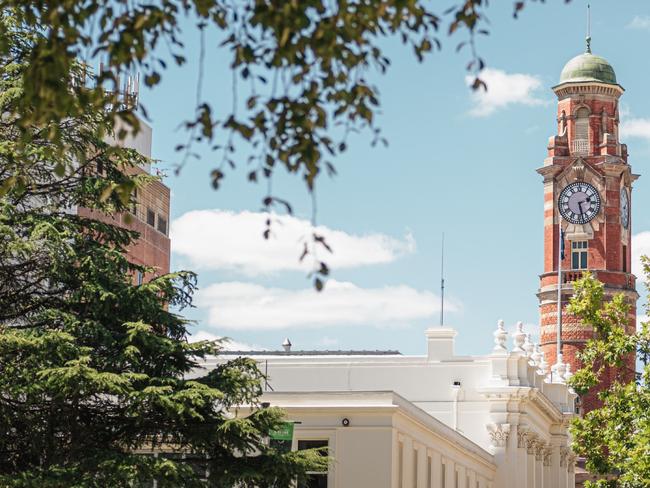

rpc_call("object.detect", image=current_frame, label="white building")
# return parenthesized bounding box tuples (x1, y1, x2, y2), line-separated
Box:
(196, 322, 577, 488)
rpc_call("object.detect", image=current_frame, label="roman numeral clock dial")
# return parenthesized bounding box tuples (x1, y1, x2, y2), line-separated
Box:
(558, 182, 601, 224)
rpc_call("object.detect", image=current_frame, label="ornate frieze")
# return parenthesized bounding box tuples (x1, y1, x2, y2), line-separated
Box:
(567, 453, 577, 473)
(517, 428, 528, 449)
(526, 434, 538, 456)
(534, 443, 545, 462)
(543, 447, 553, 467)
(486, 423, 510, 448)
(560, 447, 569, 468)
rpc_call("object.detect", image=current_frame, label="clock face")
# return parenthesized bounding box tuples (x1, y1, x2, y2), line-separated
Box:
(558, 182, 601, 224)
(620, 187, 630, 229)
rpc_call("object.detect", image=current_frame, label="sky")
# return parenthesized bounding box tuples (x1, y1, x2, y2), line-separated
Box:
(139, 1, 650, 355)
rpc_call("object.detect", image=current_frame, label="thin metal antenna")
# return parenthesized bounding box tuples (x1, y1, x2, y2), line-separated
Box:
(440, 233, 445, 326)
(586, 4, 592, 53)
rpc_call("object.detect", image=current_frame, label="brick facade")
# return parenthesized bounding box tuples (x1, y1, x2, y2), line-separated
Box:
(79, 120, 171, 282)
(537, 73, 638, 413)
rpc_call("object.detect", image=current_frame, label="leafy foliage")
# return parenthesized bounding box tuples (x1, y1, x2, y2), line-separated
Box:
(567, 270, 650, 488)
(0, 0, 559, 286)
(0, 20, 325, 486)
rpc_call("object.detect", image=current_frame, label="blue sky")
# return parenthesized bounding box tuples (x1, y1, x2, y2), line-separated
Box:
(140, 1, 650, 355)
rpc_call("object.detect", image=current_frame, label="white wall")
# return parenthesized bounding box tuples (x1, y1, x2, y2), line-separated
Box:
(267, 391, 497, 488)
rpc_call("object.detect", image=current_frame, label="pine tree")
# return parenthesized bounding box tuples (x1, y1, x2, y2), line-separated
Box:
(0, 17, 324, 487)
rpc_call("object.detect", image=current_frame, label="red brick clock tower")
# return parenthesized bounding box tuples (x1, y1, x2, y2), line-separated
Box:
(537, 40, 638, 412)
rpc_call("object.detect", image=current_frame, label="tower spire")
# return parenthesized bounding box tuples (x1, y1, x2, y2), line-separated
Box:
(586, 4, 592, 53)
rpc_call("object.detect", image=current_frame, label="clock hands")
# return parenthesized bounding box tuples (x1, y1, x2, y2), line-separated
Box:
(577, 200, 586, 223)
(559, 182, 600, 225)
(577, 196, 594, 224)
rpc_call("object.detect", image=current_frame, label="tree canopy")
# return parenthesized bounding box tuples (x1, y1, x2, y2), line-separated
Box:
(0, 17, 325, 486)
(0, 0, 559, 285)
(568, 271, 650, 488)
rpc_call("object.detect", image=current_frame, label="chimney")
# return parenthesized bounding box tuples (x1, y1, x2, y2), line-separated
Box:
(282, 338, 292, 352)
(425, 328, 457, 361)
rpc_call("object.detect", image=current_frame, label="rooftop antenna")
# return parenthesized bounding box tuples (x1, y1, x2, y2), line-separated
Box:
(586, 4, 592, 53)
(440, 233, 445, 326)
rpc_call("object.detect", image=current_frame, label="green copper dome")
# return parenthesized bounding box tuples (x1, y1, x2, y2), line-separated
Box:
(559, 51, 617, 85)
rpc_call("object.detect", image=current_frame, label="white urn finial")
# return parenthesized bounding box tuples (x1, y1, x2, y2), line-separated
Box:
(523, 333, 535, 357)
(531, 343, 542, 366)
(512, 321, 526, 353)
(564, 362, 573, 382)
(556, 357, 567, 383)
(538, 354, 549, 377)
(493, 319, 508, 352)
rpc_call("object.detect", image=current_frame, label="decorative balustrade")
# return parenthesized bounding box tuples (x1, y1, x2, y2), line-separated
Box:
(563, 271, 583, 283)
(561, 270, 636, 290)
(571, 138, 589, 155)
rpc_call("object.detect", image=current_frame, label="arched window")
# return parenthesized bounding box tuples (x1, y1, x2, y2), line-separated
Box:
(573, 107, 590, 155)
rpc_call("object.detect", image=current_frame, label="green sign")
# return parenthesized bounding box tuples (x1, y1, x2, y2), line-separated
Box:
(269, 422, 294, 441)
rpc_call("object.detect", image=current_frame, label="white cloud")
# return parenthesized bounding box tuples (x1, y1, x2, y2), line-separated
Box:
(195, 279, 454, 330)
(620, 118, 650, 142)
(171, 210, 415, 275)
(465, 68, 546, 117)
(188, 330, 265, 351)
(319, 336, 340, 347)
(627, 16, 650, 30)
(632, 232, 650, 280)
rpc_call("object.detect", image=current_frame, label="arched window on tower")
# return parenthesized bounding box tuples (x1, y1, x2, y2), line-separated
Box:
(573, 107, 590, 155)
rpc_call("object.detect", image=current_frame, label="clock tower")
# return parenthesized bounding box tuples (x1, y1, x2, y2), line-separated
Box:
(537, 39, 638, 412)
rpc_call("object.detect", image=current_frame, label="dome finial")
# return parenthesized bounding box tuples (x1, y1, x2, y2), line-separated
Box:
(585, 4, 592, 53)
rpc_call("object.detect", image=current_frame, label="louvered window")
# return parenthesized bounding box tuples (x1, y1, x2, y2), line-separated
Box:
(573, 108, 589, 155)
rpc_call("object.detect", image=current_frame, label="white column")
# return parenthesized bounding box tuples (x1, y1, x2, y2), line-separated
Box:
(534, 443, 543, 488)
(514, 425, 528, 487)
(416, 444, 427, 488)
(468, 469, 477, 488)
(526, 439, 535, 488)
(568, 454, 577, 488)
(457, 465, 467, 488)
(486, 423, 510, 488)
(402, 437, 414, 488)
(543, 446, 551, 488)
(431, 451, 442, 488)
(506, 422, 519, 488)
(392, 431, 401, 488)
(444, 457, 455, 488)
(557, 447, 568, 488)
(550, 444, 562, 488)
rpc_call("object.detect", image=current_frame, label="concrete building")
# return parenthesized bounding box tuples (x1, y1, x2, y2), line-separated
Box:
(78, 104, 171, 281)
(196, 323, 577, 488)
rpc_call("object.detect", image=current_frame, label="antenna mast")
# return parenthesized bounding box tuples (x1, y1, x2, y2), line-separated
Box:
(440, 233, 445, 326)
